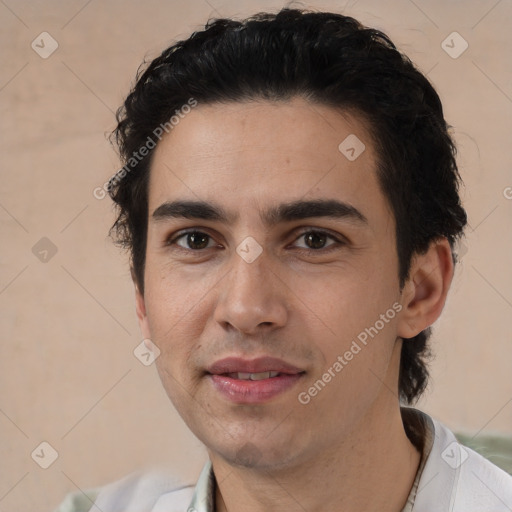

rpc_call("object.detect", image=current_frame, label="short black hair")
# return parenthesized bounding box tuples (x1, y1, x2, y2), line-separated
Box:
(109, 7, 467, 404)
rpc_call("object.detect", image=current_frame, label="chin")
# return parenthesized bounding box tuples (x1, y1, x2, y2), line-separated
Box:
(208, 434, 304, 471)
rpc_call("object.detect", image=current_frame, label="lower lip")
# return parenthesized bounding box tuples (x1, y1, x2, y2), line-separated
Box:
(209, 373, 304, 404)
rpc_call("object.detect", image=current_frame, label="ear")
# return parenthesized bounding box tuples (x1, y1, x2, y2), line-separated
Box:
(397, 238, 454, 339)
(132, 268, 151, 340)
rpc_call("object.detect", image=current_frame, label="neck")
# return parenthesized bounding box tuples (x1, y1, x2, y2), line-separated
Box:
(211, 401, 421, 512)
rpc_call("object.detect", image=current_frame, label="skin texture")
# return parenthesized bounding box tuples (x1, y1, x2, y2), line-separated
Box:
(134, 97, 454, 511)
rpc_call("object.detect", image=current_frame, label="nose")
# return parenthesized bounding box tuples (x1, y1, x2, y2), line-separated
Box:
(213, 247, 288, 335)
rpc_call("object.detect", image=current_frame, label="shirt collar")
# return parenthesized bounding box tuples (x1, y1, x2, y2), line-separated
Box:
(188, 458, 215, 512)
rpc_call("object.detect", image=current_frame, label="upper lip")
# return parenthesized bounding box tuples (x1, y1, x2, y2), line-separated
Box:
(206, 357, 305, 375)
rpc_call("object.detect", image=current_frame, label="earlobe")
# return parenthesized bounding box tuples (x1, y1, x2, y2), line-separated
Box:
(397, 238, 454, 339)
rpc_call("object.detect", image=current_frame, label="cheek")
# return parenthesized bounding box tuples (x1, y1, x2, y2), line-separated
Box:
(290, 270, 374, 336)
(299, 318, 399, 429)
(144, 260, 216, 329)
(298, 270, 400, 373)
(143, 272, 213, 376)
(148, 292, 212, 410)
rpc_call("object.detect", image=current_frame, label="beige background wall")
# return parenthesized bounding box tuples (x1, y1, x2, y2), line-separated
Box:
(1, 0, 511, 510)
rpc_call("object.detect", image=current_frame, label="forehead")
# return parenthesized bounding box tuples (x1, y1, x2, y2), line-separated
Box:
(148, 97, 391, 228)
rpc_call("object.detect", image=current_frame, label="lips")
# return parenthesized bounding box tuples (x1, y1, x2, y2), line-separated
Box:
(206, 357, 305, 404)
(206, 356, 304, 376)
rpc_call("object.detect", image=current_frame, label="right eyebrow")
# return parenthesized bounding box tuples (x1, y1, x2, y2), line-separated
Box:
(152, 200, 236, 223)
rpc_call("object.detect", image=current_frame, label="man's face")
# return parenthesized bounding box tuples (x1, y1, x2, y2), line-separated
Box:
(138, 97, 406, 470)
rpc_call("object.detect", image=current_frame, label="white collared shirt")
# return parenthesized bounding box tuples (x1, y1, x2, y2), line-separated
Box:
(55, 408, 512, 512)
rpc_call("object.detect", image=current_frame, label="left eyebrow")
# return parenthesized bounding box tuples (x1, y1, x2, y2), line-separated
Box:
(264, 199, 368, 226)
(151, 198, 368, 226)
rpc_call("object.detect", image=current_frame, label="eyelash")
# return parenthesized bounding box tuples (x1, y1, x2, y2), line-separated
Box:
(166, 228, 345, 254)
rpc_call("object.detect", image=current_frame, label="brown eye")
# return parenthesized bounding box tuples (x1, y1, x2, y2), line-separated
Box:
(175, 231, 213, 250)
(294, 230, 339, 251)
(304, 231, 328, 249)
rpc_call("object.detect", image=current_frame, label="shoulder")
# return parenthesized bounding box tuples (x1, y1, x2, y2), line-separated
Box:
(54, 469, 195, 512)
(416, 415, 512, 512)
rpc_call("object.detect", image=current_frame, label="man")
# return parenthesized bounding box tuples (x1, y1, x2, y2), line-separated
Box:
(58, 7, 512, 512)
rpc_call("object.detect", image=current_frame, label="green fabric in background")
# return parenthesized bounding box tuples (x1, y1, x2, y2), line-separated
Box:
(53, 489, 100, 512)
(455, 432, 512, 475)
